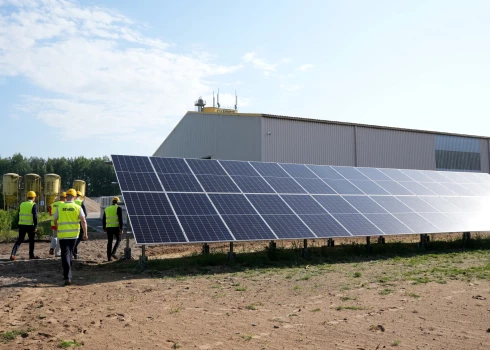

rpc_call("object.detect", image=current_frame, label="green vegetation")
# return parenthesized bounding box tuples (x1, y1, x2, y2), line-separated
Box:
(311, 308, 321, 312)
(235, 286, 247, 291)
(407, 293, 420, 299)
(2, 328, 33, 343)
(392, 339, 400, 346)
(379, 288, 393, 295)
(245, 304, 257, 310)
(58, 339, 81, 348)
(353, 272, 362, 278)
(336, 305, 364, 311)
(341, 296, 357, 301)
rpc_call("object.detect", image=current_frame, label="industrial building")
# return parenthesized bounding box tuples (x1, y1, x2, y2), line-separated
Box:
(154, 99, 489, 173)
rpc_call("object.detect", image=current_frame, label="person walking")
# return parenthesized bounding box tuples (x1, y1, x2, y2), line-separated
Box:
(103, 197, 123, 261)
(72, 191, 87, 259)
(10, 191, 39, 260)
(53, 188, 88, 286)
(49, 191, 66, 257)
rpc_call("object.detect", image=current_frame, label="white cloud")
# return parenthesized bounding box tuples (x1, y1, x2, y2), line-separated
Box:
(299, 64, 314, 71)
(0, 0, 242, 147)
(242, 52, 290, 76)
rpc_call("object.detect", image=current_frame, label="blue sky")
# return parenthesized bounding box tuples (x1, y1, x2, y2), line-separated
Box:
(0, 0, 489, 159)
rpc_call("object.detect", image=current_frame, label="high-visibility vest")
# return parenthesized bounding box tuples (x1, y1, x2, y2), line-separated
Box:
(50, 201, 63, 226)
(75, 199, 83, 206)
(57, 202, 81, 239)
(18, 201, 35, 226)
(105, 205, 119, 228)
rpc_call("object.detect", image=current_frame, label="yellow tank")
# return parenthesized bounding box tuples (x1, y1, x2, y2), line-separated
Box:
(73, 180, 86, 198)
(44, 173, 61, 207)
(24, 173, 42, 198)
(2, 173, 21, 208)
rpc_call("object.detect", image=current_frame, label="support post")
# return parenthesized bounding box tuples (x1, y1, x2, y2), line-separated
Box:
(462, 231, 471, 247)
(138, 245, 148, 269)
(202, 243, 210, 255)
(365, 236, 372, 252)
(269, 240, 276, 251)
(124, 229, 132, 260)
(302, 239, 308, 257)
(377, 236, 385, 244)
(419, 234, 428, 249)
(227, 242, 236, 260)
(327, 238, 335, 247)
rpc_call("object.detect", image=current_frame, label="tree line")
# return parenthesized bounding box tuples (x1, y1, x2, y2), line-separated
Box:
(0, 153, 117, 206)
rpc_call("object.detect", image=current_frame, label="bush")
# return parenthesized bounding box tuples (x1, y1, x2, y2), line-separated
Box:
(0, 210, 12, 233)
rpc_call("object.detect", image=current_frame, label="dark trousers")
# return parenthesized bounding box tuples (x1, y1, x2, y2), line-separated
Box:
(73, 226, 83, 258)
(59, 239, 76, 280)
(107, 227, 121, 260)
(11, 225, 36, 258)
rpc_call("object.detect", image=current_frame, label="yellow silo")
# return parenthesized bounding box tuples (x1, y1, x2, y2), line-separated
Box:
(2, 173, 21, 209)
(44, 173, 61, 208)
(73, 180, 86, 198)
(24, 173, 42, 206)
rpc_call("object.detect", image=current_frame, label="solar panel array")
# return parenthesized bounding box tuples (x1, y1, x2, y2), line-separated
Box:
(112, 155, 490, 245)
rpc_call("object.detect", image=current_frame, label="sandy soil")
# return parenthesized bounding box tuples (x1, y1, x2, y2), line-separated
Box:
(1, 231, 490, 350)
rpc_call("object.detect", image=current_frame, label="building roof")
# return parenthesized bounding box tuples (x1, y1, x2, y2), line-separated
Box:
(262, 113, 489, 140)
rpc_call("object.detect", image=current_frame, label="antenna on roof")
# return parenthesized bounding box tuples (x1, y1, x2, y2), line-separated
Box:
(213, 91, 215, 107)
(217, 89, 220, 108)
(235, 90, 238, 111)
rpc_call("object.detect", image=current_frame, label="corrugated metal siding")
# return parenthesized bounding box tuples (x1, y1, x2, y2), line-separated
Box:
(356, 127, 436, 170)
(480, 139, 489, 173)
(153, 113, 262, 161)
(261, 117, 356, 165)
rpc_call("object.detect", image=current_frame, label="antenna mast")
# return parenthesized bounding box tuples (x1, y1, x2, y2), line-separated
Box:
(213, 91, 215, 107)
(217, 89, 220, 108)
(235, 90, 238, 111)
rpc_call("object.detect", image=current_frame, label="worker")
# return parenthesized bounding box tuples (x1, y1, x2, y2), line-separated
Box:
(10, 191, 39, 260)
(103, 196, 123, 261)
(53, 188, 88, 286)
(72, 190, 87, 259)
(49, 192, 66, 257)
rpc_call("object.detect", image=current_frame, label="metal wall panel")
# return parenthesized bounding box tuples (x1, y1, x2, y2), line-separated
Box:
(356, 127, 436, 170)
(261, 117, 356, 165)
(153, 113, 262, 161)
(481, 139, 490, 173)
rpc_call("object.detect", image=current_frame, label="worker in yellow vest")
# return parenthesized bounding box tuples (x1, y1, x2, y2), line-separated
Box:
(103, 197, 123, 261)
(10, 191, 39, 260)
(49, 192, 66, 257)
(72, 190, 87, 259)
(53, 188, 88, 286)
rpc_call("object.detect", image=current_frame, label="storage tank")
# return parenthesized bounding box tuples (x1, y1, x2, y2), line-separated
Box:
(2, 173, 21, 209)
(73, 180, 86, 198)
(24, 173, 42, 206)
(44, 173, 61, 208)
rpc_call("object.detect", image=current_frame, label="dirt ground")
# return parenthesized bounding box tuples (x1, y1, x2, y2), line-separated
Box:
(1, 230, 490, 350)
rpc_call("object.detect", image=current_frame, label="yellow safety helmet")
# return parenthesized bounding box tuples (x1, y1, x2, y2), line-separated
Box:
(76, 191, 82, 197)
(60, 192, 67, 198)
(26, 191, 36, 198)
(112, 196, 120, 202)
(66, 188, 77, 197)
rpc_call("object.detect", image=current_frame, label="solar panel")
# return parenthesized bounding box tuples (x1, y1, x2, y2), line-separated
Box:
(112, 154, 490, 245)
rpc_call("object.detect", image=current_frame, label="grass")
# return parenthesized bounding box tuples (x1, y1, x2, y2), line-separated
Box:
(169, 305, 182, 314)
(341, 296, 357, 301)
(172, 342, 181, 349)
(2, 328, 33, 342)
(407, 293, 420, 299)
(58, 339, 81, 348)
(235, 286, 247, 291)
(336, 305, 364, 311)
(298, 274, 311, 281)
(311, 308, 321, 312)
(379, 288, 394, 295)
(241, 335, 253, 341)
(353, 272, 362, 278)
(392, 339, 400, 346)
(245, 304, 257, 310)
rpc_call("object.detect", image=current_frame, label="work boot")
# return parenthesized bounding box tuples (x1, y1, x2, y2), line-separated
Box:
(63, 279, 72, 286)
(49, 248, 54, 255)
(9, 255, 16, 261)
(29, 256, 40, 260)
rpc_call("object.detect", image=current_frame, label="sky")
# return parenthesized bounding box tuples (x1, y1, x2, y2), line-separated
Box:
(0, 0, 489, 159)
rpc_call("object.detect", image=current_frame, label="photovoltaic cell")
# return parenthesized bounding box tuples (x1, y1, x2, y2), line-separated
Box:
(246, 194, 295, 215)
(186, 158, 227, 175)
(418, 213, 459, 232)
(196, 175, 241, 193)
(279, 163, 317, 178)
(250, 162, 289, 177)
(158, 173, 203, 192)
(331, 166, 369, 180)
(443, 197, 473, 212)
(396, 182, 435, 196)
(129, 216, 186, 243)
(343, 196, 388, 213)
(280, 195, 327, 214)
(357, 168, 392, 181)
(113, 155, 154, 173)
(178, 215, 233, 242)
(370, 196, 415, 213)
(441, 171, 473, 183)
(299, 214, 351, 237)
(419, 197, 461, 213)
(417, 182, 456, 196)
(364, 214, 412, 234)
(322, 179, 363, 194)
(332, 214, 383, 236)
(349, 180, 390, 195)
(306, 165, 345, 179)
(221, 215, 276, 241)
(168, 193, 217, 216)
(262, 177, 307, 194)
(150, 157, 192, 174)
(374, 180, 414, 195)
(396, 196, 439, 213)
(124, 192, 174, 216)
(379, 168, 414, 182)
(293, 178, 336, 194)
(400, 169, 435, 182)
(261, 215, 315, 239)
(219, 160, 259, 176)
(313, 195, 358, 214)
(393, 213, 439, 233)
(116, 171, 163, 192)
(419, 170, 453, 183)
(442, 183, 476, 196)
(231, 176, 275, 193)
(208, 194, 257, 215)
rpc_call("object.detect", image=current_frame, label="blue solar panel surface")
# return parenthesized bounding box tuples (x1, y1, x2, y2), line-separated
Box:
(112, 155, 490, 244)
